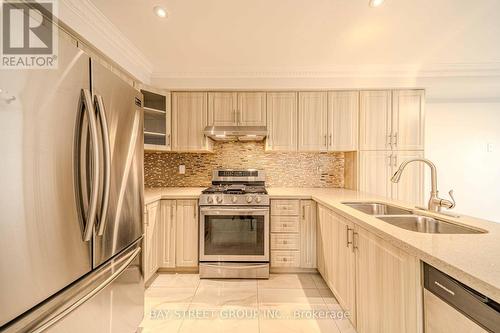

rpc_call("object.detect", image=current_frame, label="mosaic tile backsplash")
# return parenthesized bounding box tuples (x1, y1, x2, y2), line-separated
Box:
(144, 141, 344, 188)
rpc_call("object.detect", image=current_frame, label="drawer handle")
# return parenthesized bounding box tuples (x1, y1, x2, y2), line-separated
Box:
(282, 223, 287, 227)
(283, 258, 288, 262)
(434, 281, 455, 296)
(283, 240, 288, 244)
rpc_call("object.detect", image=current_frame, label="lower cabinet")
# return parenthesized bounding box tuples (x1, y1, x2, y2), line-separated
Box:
(144, 201, 161, 282)
(270, 199, 316, 269)
(160, 200, 177, 268)
(317, 204, 422, 333)
(175, 200, 199, 267)
(143, 199, 199, 281)
(355, 225, 421, 333)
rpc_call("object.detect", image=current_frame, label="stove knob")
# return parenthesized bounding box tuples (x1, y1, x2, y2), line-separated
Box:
(207, 196, 214, 204)
(232, 196, 238, 203)
(246, 196, 253, 203)
(216, 196, 223, 203)
(255, 197, 262, 204)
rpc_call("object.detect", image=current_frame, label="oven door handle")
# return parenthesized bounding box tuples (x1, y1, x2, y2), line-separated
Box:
(200, 206, 269, 215)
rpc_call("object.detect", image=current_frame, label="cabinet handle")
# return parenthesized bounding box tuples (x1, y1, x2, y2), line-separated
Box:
(346, 226, 353, 248)
(167, 134, 171, 146)
(302, 206, 305, 219)
(329, 134, 332, 146)
(387, 134, 393, 149)
(387, 154, 393, 166)
(282, 223, 287, 228)
(283, 240, 288, 244)
(283, 257, 288, 262)
(324, 135, 327, 147)
(392, 154, 398, 167)
(352, 231, 358, 252)
(194, 206, 197, 219)
(393, 132, 398, 148)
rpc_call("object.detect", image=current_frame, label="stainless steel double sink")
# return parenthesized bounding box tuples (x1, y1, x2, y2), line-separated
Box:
(341, 202, 485, 234)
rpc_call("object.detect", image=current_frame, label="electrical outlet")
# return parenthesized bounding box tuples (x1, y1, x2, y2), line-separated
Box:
(179, 165, 186, 174)
(487, 143, 494, 153)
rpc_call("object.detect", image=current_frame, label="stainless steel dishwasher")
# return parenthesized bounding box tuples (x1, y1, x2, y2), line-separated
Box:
(423, 263, 500, 333)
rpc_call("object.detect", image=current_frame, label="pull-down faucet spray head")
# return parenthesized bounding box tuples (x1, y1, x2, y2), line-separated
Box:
(391, 168, 404, 183)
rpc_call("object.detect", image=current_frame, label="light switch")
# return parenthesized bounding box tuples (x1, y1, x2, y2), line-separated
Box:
(487, 143, 494, 153)
(179, 165, 186, 174)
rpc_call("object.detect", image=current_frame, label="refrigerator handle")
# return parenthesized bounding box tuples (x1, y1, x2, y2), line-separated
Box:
(30, 247, 141, 333)
(94, 95, 111, 236)
(76, 89, 100, 242)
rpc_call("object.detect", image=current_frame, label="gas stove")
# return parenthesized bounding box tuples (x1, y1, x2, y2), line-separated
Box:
(199, 170, 269, 206)
(199, 169, 270, 279)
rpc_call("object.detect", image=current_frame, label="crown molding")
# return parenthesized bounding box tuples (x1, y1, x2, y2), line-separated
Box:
(59, 0, 153, 83)
(151, 63, 500, 80)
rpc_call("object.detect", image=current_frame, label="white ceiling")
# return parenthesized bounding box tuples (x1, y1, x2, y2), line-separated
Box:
(89, 0, 500, 82)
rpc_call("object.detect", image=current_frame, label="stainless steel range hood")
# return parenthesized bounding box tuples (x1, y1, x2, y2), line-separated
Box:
(203, 125, 268, 141)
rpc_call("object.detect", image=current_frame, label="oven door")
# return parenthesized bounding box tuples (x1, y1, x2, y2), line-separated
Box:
(199, 206, 269, 262)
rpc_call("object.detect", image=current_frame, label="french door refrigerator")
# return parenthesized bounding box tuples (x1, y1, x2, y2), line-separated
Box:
(0, 29, 145, 332)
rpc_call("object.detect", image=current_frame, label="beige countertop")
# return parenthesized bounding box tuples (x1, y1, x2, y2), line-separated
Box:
(144, 187, 500, 303)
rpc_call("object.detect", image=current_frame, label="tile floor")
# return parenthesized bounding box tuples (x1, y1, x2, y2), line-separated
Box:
(139, 273, 358, 333)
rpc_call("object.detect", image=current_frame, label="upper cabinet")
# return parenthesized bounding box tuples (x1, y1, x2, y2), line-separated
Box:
(171, 92, 213, 152)
(208, 92, 266, 126)
(360, 90, 424, 151)
(328, 91, 359, 151)
(208, 92, 237, 126)
(297, 91, 359, 152)
(266, 92, 298, 151)
(298, 92, 328, 151)
(142, 89, 171, 151)
(238, 92, 266, 126)
(392, 90, 425, 151)
(359, 91, 392, 151)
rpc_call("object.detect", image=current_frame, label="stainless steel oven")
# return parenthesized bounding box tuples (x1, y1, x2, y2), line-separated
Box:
(198, 169, 270, 279)
(199, 206, 269, 262)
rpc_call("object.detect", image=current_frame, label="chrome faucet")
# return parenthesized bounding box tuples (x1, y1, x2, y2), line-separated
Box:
(391, 158, 456, 212)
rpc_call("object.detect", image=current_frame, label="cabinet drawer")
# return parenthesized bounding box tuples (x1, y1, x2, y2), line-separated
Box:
(271, 200, 300, 215)
(271, 251, 300, 267)
(271, 234, 300, 250)
(271, 216, 299, 233)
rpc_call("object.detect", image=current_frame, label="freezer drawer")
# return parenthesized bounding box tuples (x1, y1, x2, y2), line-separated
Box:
(2, 239, 144, 333)
(423, 263, 500, 333)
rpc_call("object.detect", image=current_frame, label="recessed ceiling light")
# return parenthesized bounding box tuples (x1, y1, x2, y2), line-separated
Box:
(153, 5, 167, 18)
(369, 0, 385, 7)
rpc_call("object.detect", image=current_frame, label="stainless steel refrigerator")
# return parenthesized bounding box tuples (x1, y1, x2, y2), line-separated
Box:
(0, 28, 145, 332)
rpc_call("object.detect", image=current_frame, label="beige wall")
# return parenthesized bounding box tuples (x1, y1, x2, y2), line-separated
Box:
(425, 101, 500, 222)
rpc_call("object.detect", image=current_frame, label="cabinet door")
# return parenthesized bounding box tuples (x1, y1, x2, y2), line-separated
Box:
(208, 92, 237, 126)
(392, 90, 424, 151)
(266, 92, 297, 151)
(238, 92, 266, 126)
(160, 200, 176, 268)
(172, 92, 211, 152)
(359, 151, 392, 199)
(392, 151, 425, 206)
(175, 200, 199, 267)
(298, 92, 328, 151)
(330, 212, 356, 326)
(316, 205, 327, 278)
(355, 226, 422, 333)
(328, 91, 359, 151)
(144, 202, 160, 281)
(359, 91, 392, 150)
(299, 200, 316, 268)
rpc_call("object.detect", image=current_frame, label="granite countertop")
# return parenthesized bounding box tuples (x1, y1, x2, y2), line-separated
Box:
(144, 187, 500, 303)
